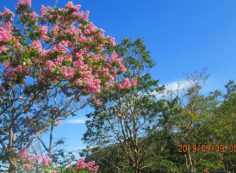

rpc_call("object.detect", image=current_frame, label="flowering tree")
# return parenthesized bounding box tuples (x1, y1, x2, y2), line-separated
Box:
(0, 0, 135, 172)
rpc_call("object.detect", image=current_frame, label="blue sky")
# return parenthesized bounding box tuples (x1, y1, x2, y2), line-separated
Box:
(1, 0, 236, 151)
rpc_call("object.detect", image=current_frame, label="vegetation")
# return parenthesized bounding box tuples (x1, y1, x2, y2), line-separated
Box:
(0, 0, 235, 173)
(82, 39, 236, 173)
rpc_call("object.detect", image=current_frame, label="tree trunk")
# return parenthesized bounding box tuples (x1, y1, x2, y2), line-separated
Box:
(134, 161, 141, 173)
(134, 166, 141, 173)
(7, 126, 17, 173)
(7, 147, 17, 173)
(8, 164, 17, 173)
(48, 124, 54, 156)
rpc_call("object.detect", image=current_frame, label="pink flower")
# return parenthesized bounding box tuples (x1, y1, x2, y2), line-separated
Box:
(98, 45, 104, 52)
(19, 149, 30, 162)
(76, 79, 83, 85)
(95, 99, 102, 107)
(4, 8, 12, 14)
(98, 31, 104, 38)
(26, 0, 31, 7)
(40, 5, 47, 16)
(39, 26, 48, 35)
(61, 66, 75, 79)
(87, 22, 97, 33)
(118, 78, 132, 90)
(65, 2, 81, 10)
(15, 43, 23, 50)
(76, 158, 99, 173)
(23, 164, 31, 171)
(66, 1, 73, 8)
(31, 40, 42, 52)
(78, 36, 87, 43)
(0, 8, 14, 21)
(28, 11, 38, 19)
(120, 65, 127, 72)
(51, 170, 57, 173)
(131, 78, 138, 86)
(109, 75, 115, 81)
(42, 156, 51, 166)
(105, 81, 114, 88)
(85, 11, 90, 19)
(93, 54, 102, 61)
(82, 11, 90, 21)
(2, 62, 10, 68)
(110, 52, 118, 62)
(87, 161, 95, 167)
(86, 78, 101, 93)
(109, 37, 116, 46)
(54, 40, 69, 53)
(42, 35, 50, 42)
(18, 0, 31, 7)
(14, 65, 23, 73)
(76, 158, 87, 169)
(102, 68, 109, 75)
(0, 27, 13, 42)
(93, 165, 99, 173)
(0, 46, 8, 53)
(46, 60, 56, 71)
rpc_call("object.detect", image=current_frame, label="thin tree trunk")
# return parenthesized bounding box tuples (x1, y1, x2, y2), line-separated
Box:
(7, 146, 17, 173)
(48, 124, 54, 155)
(8, 165, 17, 173)
(188, 147, 194, 171)
(134, 164, 141, 173)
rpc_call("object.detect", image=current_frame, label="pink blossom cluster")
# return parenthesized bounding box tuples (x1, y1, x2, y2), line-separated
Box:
(24, 11, 38, 21)
(0, 7, 14, 21)
(19, 149, 31, 162)
(19, 149, 52, 171)
(4, 64, 29, 82)
(18, 149, 99, 173)
(42, 155, 51, 166)
(95, 99, 103, 106)
(118, 78, 138, 90)
(23, 164, 31, 171)
(0, 21, 14, 43)
(18, 0, 32, 7)
(76, 158, 99, 173)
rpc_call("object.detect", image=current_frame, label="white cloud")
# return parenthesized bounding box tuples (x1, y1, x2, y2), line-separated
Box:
(152, 80, 192, 99)
(165, 80, 191, 92)
(66, 118, 87, 124)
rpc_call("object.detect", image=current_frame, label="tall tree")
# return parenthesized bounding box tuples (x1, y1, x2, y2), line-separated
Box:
(0, 1, 130, 172)
(159, 71, 223, 172)
(83, 39, 164, 173)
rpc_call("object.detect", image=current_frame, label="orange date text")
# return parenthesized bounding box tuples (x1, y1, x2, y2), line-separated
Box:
(178, 144, 236, 153)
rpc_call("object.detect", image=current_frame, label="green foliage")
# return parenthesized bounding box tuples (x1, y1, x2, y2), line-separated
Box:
(83, 39, 164, 173)
(83, 62, 236, 173)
